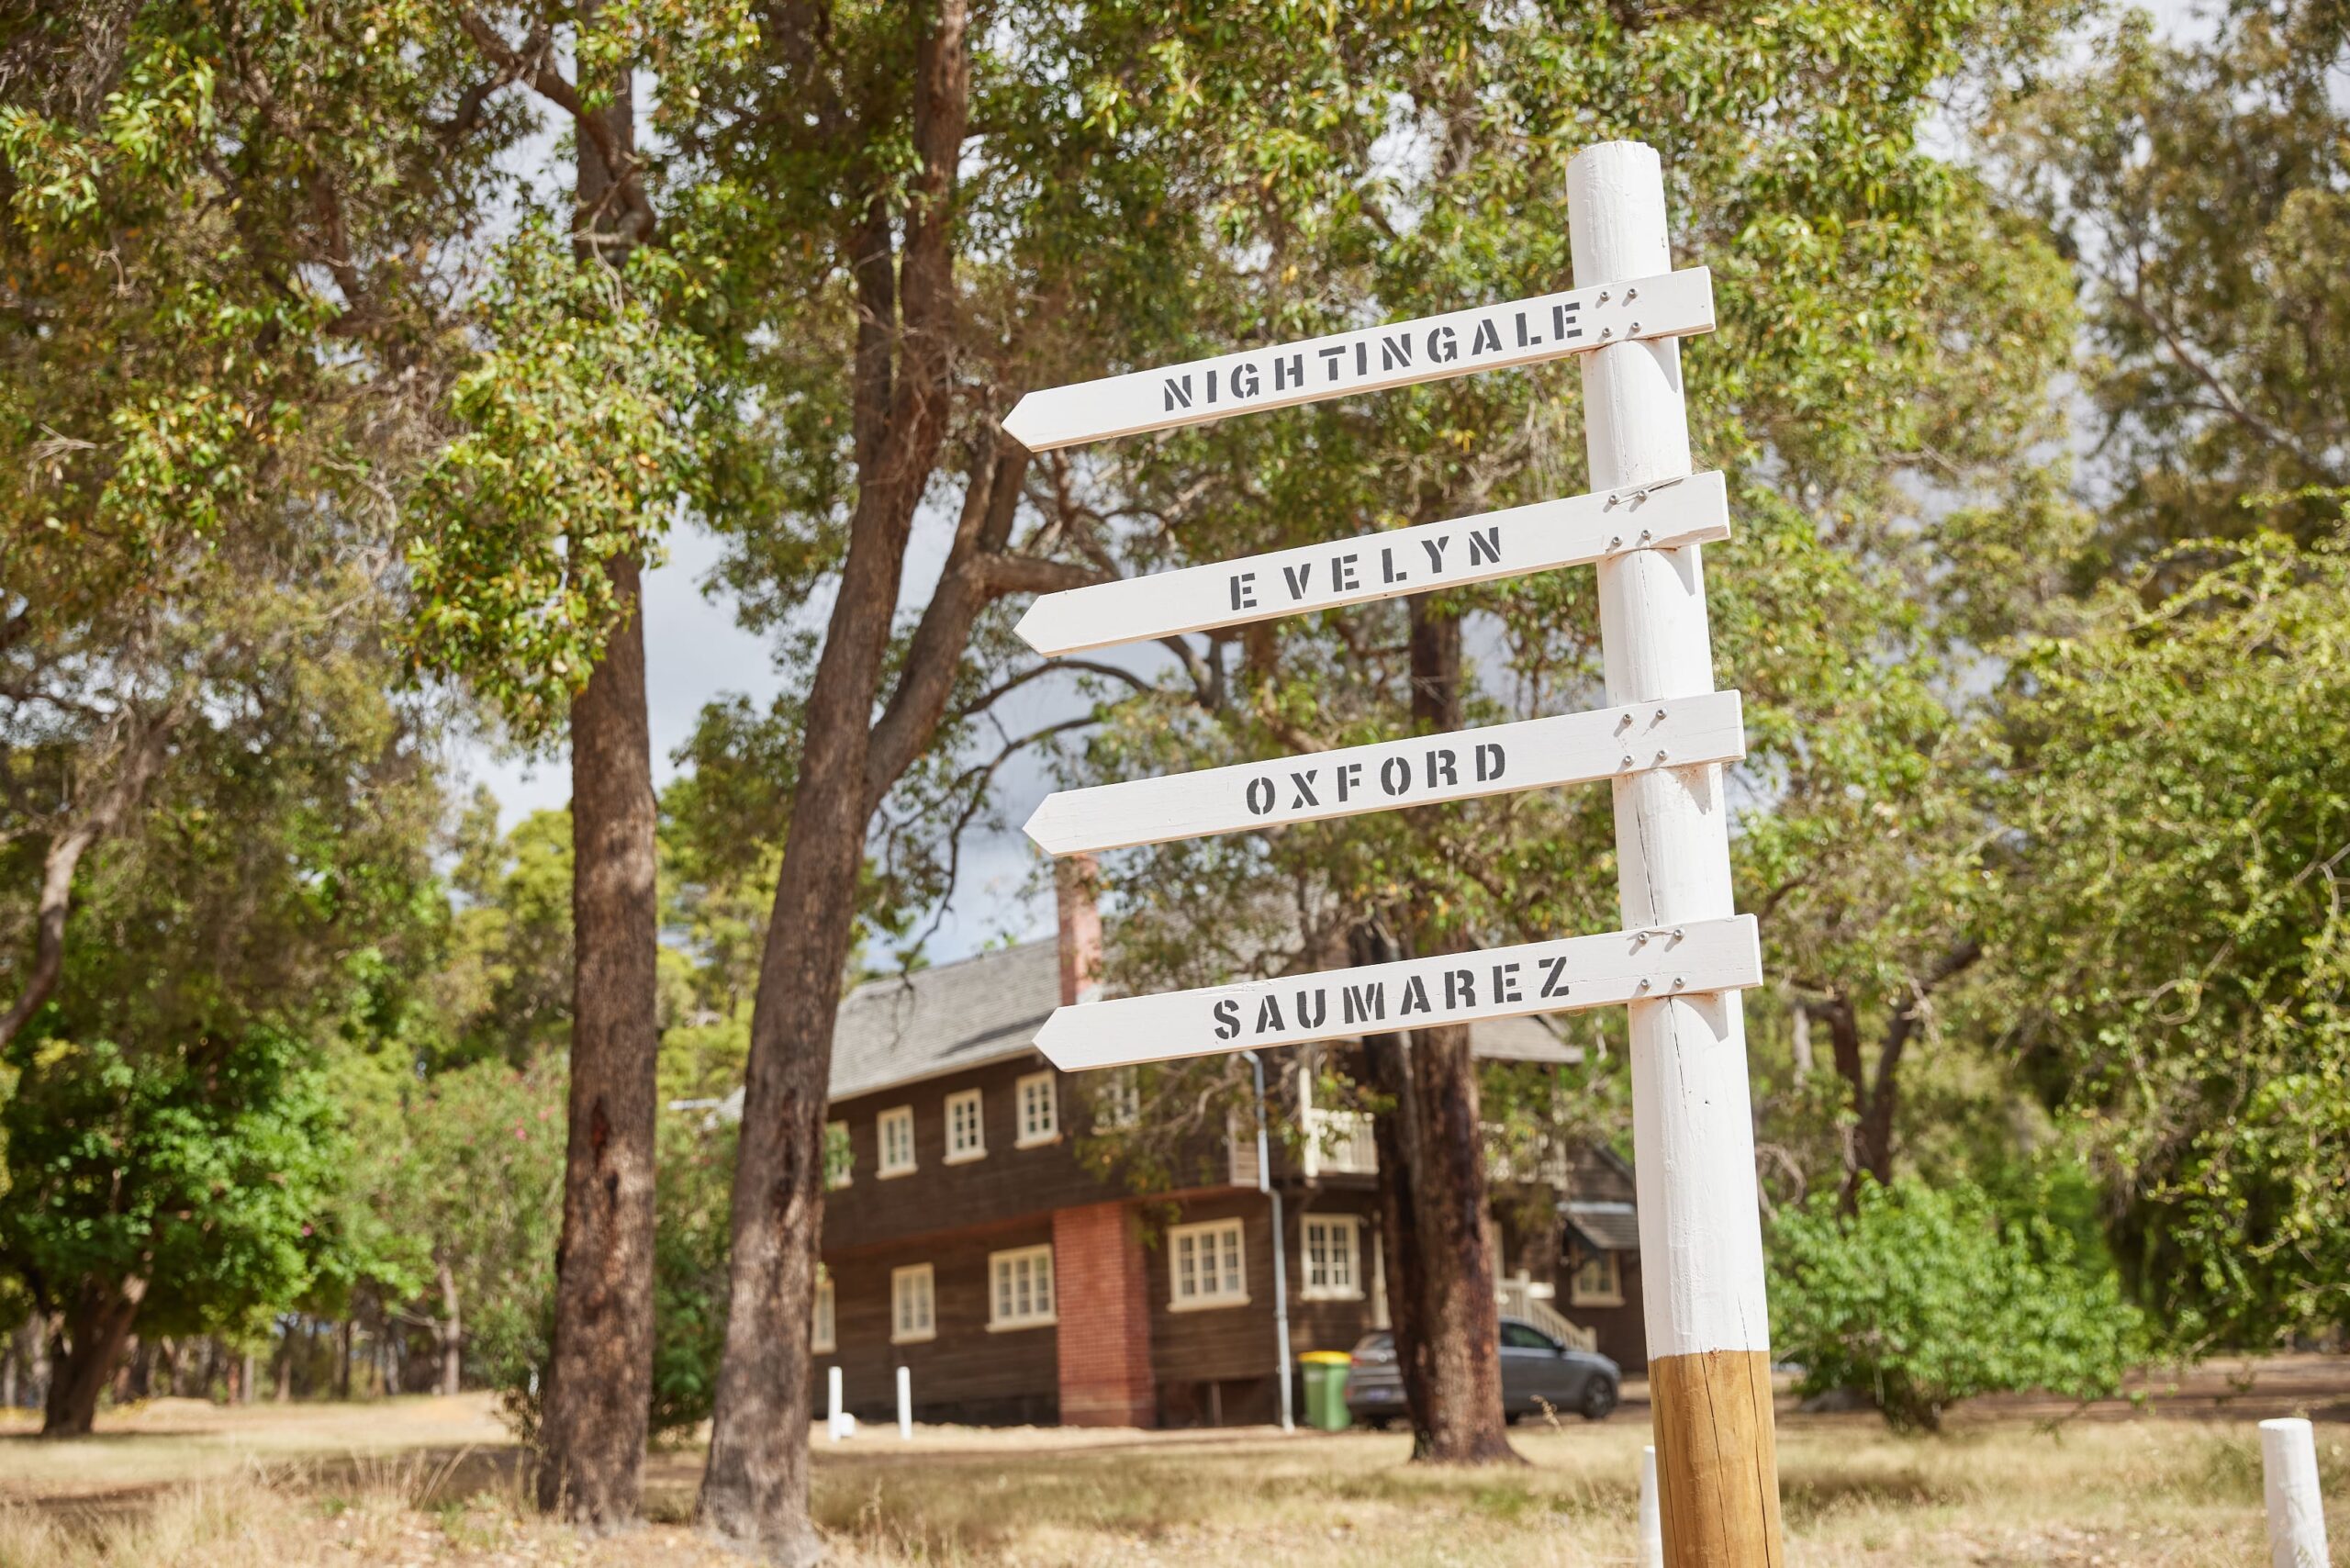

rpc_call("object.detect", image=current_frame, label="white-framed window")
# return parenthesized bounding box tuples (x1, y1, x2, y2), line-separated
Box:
(1302, 1214, 1363, 1301)
(988, 1244, 1056, 1330)
(1016, 1070, 1059, 1148)
(811, 1271, 836, 1353)
(1169, 1217, 1248, 1310)
(824, 1121, 853, 1189)
(945, 1088, 986, 1163)
(1095, 1067, 1141, 1130)
(878, 1105, 916, 1177)
(1571, 1249, 1624, 1307)
(890, 1263, 935, 1344)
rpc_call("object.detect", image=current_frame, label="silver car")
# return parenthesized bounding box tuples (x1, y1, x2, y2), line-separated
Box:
(1343, 1317, 1620, 1426)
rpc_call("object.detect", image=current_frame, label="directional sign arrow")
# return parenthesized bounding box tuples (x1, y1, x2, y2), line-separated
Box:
(1025, 690, 1745, 857)
(1002, 267, 1715, 454)
(1015, 471, 1728, 658)
(1033, 915, 1763, 1072)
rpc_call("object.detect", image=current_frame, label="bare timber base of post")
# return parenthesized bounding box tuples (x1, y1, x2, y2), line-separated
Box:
(1649, 1348, 1785, 1567)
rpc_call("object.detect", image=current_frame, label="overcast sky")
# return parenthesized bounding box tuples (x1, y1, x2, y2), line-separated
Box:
(453, 0, 2219, 964)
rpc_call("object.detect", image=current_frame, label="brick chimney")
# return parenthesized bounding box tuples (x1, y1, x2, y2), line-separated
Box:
(1055, 852, 1102, 1006)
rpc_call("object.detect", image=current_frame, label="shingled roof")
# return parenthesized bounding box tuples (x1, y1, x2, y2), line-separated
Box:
(711, 937, 1584, 1117)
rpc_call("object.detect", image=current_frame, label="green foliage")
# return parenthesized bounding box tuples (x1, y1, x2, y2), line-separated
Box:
(1988, 535, 2350, 1349)
(0, 1025, 348, 1340)
(1770, 1175, 2145, 1431)
(406, 219, 712, 740)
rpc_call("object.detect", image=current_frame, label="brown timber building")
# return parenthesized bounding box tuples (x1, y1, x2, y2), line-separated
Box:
(720, 879, 1649, 1428)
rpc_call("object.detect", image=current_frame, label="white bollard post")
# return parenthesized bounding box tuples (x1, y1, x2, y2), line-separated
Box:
(827, 1364, 845, 1443)
(1639, 1444, 1664, 1568)
(897, 1365, 913, 1440)
(1572, 138, 1782, 1565)
(2261, 1417, 2329, 1568)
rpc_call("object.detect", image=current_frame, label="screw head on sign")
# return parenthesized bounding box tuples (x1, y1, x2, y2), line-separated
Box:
(1672, 927, 1684, 940)
(1672, 977, 1685, 991)
(1629, 320, 1640, 333)
(1609, 534, 1623, 549)
(1626, 286, 1639, 300)
(1639, 529, 1652, 543)
(1599, 326, 1614, 339)
(1653, 707, 1666, 720)
(1597, 289, 1611, 302)
(1619, 754, 1633, 768)
(1655, 750, 1668, 764)
(1636, 979, 1651, 992)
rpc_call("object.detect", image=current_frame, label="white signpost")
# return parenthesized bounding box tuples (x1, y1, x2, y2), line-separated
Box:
(1014, 472, 1729, 657)
(1009, 140, 1780, 1566)
(1025, 690, 1746, 857)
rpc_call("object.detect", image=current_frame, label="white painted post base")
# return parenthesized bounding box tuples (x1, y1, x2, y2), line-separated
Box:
(827, 1365, 848, 1442)
(2262, 1417, 2329, 1567)
(1639, 1444, 1665, 1568)
(897, 1365, 913, 1440)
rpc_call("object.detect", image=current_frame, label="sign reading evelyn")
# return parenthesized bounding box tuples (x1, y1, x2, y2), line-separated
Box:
(1002, 267, 1714, 454)
(1016, 472, 1729, 658)
(1025, 690, 1745, 857)
(1032, 915, 1764, 1071)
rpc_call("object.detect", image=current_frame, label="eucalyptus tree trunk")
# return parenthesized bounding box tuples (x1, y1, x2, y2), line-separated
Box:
(1395, 596, 1516, 1464)
(699, 6, 993, 1558)
(41, 1278, 143, 1437)
(536, 39, 660, 1525)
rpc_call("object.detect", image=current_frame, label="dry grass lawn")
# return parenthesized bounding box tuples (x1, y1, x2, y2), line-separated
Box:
(1, 1367, 2344, 1566)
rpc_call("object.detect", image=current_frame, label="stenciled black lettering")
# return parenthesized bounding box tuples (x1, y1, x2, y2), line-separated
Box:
(1427, 324, 1458, 364)
(1516, 308, 1543, 348)
(1422, 534, 1450, 573)
(1272, 352, 1305, 392)
(1470, 318, 1503, 355)
(1381, 332, 1413, 372)
(1230, 571, 1258, 610)
(1444, 969, 1475, 1009)
(1232, 359, 1261, 399)
(1468, 525, 1501, 566)
(1337, 761, 1362, 802)
(1475, 743, 1505, 783)
(1554, 301, 1583, 341)
(1164, 375, 1193, 412)
(1281, 561, 1313, 599)
(1382, 546, 1405, 585)
(1342, 982, 1385, 1025)
(1296, 988, 1328, 1029)
(1246, 777, 1276, 815)
(1320, 344, 1348, 382)
(1205, 367, 1219, 403)
(1214, 998, 1241, 1039)
(1380, 756, 1411, 797)
(1399, 975, 1432, 1015)
(1333, 552, 1360, 591)
(1288, 769, 1321, 810)
(1426, 747, 1459, 790)
(1255, 994, 1286, 1033)
(1539, 956, 1571, 998)
(1493, 962, 1524, 1003)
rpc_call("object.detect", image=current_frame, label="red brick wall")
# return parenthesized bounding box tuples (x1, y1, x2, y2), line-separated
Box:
(1052, 1200, 1155, 1427)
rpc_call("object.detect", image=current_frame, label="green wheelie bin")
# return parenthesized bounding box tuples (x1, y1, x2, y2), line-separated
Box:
(1299, 1350, 1353, 1430)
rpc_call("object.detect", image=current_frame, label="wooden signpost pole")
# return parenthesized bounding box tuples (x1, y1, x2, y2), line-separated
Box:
(1570, 141, 1784, 1565)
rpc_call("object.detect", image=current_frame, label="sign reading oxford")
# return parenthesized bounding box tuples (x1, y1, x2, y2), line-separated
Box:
(1025, 690, 1746, 857)
(1016, 472, 1729, 658)
(1033, 916, 1763, 1071)
(1002, 267, 1714, 453)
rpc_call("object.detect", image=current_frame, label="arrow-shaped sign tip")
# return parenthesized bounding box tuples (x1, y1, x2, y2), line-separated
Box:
(1021, 799, 1069, 857)
(1001, 395, 1048, 454)
(1032, 1005, 1079, 1070)
(1012, 599, 1055, 656)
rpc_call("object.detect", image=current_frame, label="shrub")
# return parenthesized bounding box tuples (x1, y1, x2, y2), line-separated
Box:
(1769, 1174, 2144, 1430)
